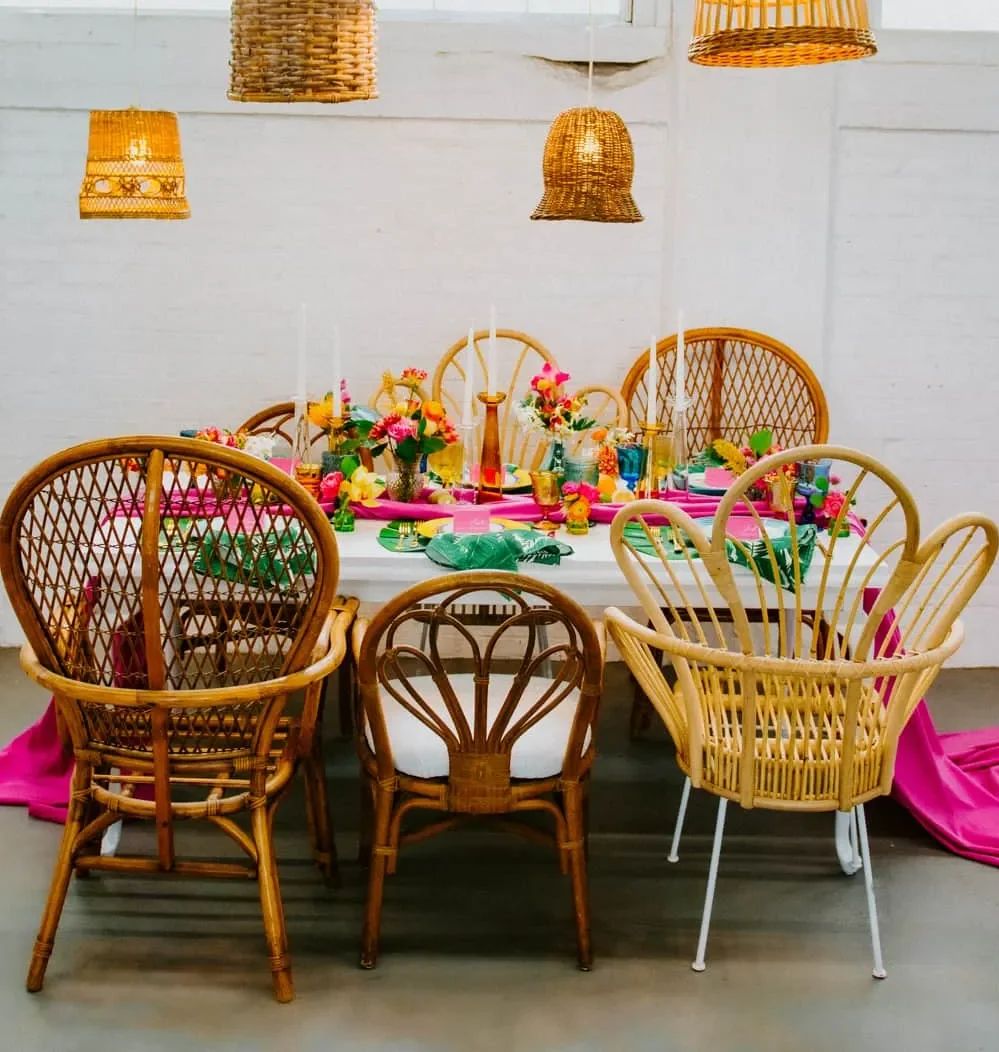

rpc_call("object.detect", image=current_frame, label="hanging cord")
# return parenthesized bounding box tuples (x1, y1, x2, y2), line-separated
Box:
(131, 0, 139, 108)
(586, 0, 595, 108)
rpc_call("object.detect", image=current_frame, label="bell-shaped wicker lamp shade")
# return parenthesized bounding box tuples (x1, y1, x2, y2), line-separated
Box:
(689, 0, 877, 67)
(531, 108, 643, 224)
(229, 0, 377, 103)
(79, 109, 190, 221)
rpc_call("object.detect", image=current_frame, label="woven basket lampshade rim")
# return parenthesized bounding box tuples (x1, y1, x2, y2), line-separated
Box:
(531, 106, 644, 225)
(79, 108, 190, 221)
(228, 0, 378, 104)
(689, 25, 877, 67)
(531, 187, 643, 223)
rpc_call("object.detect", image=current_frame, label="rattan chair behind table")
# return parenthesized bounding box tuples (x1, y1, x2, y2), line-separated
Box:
(621, 327, 830, 739)
(0, 437, 357, 1002)
(607, 446, 997, 976)
(353, 573, 605, 971)
(432, 329, 558, 473)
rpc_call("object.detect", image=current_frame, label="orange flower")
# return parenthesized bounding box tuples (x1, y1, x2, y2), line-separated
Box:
(308, 397, 333, 431)
(422, 399, 446, 422)
(591, 427, 608, 444)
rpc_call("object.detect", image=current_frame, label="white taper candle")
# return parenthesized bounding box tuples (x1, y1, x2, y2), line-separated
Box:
(462, 327, 475, 426)
(332, 324, 342, 418)
(676, 310, 686, 411)
(487, 305, 497, 397)
(646, 334, 658, 427)
(296, 303, 308, 404)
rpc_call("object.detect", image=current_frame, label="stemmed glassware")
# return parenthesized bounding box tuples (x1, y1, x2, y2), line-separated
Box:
(530, 471, 561, 533)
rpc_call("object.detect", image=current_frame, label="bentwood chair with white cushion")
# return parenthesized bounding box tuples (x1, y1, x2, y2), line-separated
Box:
(0, 437, 357, 1002)
(432, 329, 558, 473)
(353, 573, 605, 970)
(606, 446, 997, 976)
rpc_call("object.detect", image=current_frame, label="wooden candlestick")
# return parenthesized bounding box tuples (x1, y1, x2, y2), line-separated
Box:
(477, 391, 507, 502)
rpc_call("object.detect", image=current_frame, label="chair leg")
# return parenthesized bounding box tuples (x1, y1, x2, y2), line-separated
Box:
(358, 777, 375, 868)
(564, 786, 593, 971)
(667, 776, 692, 864)
(692, 796, 728, 973)
(851, 807, 862, 874)
(302, 742, 340, 887)
(856, 804, 887, 980)
(252, 804, 294, 1003)
(359, 785, 394, 969)
(27, 766, 90, 992)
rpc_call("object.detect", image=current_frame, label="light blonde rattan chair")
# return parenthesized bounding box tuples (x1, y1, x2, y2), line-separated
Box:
(568, 384, 628, 456)
(0, 437, 357, 1002)
(620, 327, 829, 449)
(353, 573, 605, 970)
(239, 400, 325, 456)
(607, 446, 997, 977)
(432, 329, 558, 473)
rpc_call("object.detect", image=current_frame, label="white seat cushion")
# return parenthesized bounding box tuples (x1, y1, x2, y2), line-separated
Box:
(367, 673, 589, 781)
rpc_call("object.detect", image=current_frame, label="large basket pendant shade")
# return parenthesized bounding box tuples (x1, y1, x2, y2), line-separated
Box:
(79, 109, 190, 220)
(531, 107, 643, 224)
(689, 0, 877, 68)
(229, 0, 378, 103)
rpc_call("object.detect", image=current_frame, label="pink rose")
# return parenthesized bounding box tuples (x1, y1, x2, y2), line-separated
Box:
(319, 471, 343, 502)
(387, 418, 417, 443)
(824, 490, 848, 522)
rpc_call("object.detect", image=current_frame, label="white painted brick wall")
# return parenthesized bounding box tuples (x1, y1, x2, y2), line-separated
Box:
(1, 11, 998, 666)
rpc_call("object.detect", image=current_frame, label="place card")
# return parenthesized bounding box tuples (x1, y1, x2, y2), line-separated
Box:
(450, 505, 491, 534)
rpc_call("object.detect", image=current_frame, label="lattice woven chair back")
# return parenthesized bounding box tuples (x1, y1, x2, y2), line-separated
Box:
(568, 385, 627, 456)
(239, 401, 325, 457)
(606, 446, 997, 811)
(620, 328, 828, 451)
(357, 574, 602, 808)
(432, 330, 558, 473)
(0, 437, 345, 1001)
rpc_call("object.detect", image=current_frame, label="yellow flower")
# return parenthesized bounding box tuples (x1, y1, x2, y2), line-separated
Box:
(308, 396, 333, 431)
(712, 439, 748, 476)
(341, 466, 385, 507)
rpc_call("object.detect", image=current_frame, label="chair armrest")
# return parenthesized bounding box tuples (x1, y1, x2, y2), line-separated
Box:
(352, 617, 370, 669)
(298, 596, 359, 754)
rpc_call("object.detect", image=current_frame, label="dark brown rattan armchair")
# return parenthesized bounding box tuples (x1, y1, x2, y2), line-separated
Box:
(0, 436, 356, 1002)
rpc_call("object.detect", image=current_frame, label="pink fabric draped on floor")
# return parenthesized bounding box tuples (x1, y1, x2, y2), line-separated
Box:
(3, 488, 998, 872)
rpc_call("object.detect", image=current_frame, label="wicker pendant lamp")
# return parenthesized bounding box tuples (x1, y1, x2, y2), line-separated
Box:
(229, 0, 377, 103)
(689, 0, 877, 68)
(79, 0, 189, 220)
(531, 7, 642, 223)
(80, 109, 189, 220)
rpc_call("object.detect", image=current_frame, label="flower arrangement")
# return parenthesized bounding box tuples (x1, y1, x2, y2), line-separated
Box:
(807, 475, 855, 534)
(360, 369, 458, 465)
(307, 380, 379, 456)
(562, 481, 600, 535)
(515, 364, 596, 438)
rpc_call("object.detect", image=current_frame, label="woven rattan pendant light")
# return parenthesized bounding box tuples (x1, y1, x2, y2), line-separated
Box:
(80, 109, 189, 220)
(229, 0, 377, 103)
(689, 0, 877, 68)
(79, 0, 189, 220)
(531, 2, 642, 224)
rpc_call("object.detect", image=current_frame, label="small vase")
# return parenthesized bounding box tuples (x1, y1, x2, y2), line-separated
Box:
(546, 438, 567, 480)
(332, 502, 355, 532)
(386, 456, 426, 503)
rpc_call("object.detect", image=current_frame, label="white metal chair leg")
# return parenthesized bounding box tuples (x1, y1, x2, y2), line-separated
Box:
(692, 796, 727, 973)
(851, 807, 862, 873)
(667, 776, 692, 863)
(856, 804, 887, 979)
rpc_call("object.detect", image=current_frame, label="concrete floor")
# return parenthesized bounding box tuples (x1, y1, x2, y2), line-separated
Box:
(0, 648, 997, 1052)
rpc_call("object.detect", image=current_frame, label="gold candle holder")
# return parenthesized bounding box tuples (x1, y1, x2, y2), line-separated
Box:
(638, 422, 665, 498)
(294, 462, 322, 501)
(477, 392, 507, 503)
(327, 416, 345, 454)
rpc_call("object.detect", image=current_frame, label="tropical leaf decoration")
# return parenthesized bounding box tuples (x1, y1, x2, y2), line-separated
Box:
(724, 524, 817, 593)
